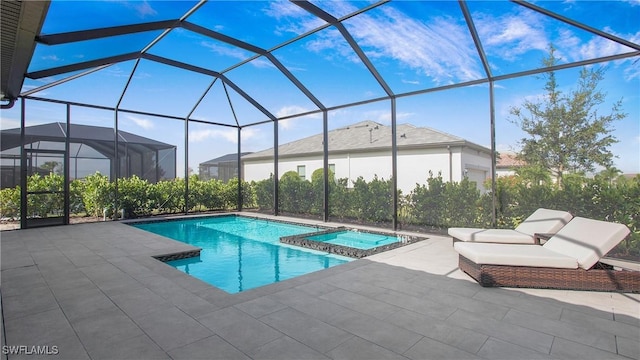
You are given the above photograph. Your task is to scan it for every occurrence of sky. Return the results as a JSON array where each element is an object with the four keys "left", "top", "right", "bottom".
[{"left": 1, "top": 0, "right": 639, "bottom": 178}]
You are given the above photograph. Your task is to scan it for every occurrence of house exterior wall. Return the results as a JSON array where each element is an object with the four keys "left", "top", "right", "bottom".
[
  {"left": 496, "top": 168, "right": 517, "bottom": 177},
  {"left": 397, "top": 148, "right": 452, "bottom": 193},
  {"left": 461, "top": 148, "right": 492, "bottom": 190},
  {"left": 243, "top": 146, "right": 492, "bottom": 193},
  {"left": 243, "top": 158, "right": 274, "bottom": 182}
]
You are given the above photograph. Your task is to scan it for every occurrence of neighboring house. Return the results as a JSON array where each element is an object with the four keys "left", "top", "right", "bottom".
[
  {"left": 199, "top": 152, "right": 252, "bottom": 182},
  {"left": 496, "top": 152, "right": 526, "bottom": 177},
  {"left": 241, "top": 120, "right": 493, "bottom": 193}
]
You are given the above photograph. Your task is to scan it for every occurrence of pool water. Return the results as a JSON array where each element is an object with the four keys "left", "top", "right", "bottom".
[
  {"left": 132, "top": 216, "right": 352, "bottom": 293},
  {"left": 306, "top": 230, "right": 399, "bottom": 250}
]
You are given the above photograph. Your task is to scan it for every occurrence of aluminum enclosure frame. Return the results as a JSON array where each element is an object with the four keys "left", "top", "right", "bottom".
[{"left": 8, "top": 0, "right": 640, "bottom": 229}]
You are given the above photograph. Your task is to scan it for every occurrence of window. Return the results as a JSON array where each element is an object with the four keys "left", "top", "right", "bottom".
[
  {"left": 328, "top": 163, "right": 336, "bottom": 175},
  {"left": 297, "top": 165, "right": 306, "bottom": 180}
]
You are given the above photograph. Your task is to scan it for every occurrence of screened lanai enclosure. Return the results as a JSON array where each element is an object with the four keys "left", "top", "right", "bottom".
[
  {"left": 1, "top": 1, "right": 638, "bottom": 260},
  {"left": 1, "top": 122, "right": 176, "bottom": 188}
]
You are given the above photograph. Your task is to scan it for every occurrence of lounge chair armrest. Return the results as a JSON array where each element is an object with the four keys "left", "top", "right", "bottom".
[{"left": 533, "top": 233, "right": 554, "bottom": 245}]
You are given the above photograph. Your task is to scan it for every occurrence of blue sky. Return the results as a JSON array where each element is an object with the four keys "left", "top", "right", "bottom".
[{"left": 1, "top": 0, "right": 639, "bottom": 177}]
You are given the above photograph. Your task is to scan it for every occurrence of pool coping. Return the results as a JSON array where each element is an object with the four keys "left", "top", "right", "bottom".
[
  {"left": 152, "top": 249, "right": 202, "bottom": 262},
  {"left": 128, "top": 213, "right": 427, "bottom": 261},
  {"left": 280, "top": 227, "right": 425, "bottom": 259},
  {"left": 123, "top": 213, "right": 330, "bottom": 231}
]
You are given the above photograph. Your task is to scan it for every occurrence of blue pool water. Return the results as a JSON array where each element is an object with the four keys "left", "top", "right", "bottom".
[
  {"left": 132, "top": 216, "right": 352, "bottom": 293},
  {"left": 306, "top": 230, "right": 399, "bottom": 250}
]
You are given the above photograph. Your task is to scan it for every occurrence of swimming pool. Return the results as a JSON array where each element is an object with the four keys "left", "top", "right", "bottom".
[
  {"left": 131, "top": 216, "right": 352, "bottom": 293},
  {"left": 281, "top": 228, "right": 423, "bottom": 259},
  {"left": 306, "top": 230, "right": 399, "bottom": 249}
]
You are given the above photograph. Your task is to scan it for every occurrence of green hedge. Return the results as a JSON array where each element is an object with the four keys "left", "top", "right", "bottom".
[
  {"left": 0, "top": 173, "right": 255, "bottom": 220},
  {"left": 251, "top": 171, "right": 639, "bottom": 259},
  {"left": 1, "top": 170, "right": 637, "bottom": 259}
]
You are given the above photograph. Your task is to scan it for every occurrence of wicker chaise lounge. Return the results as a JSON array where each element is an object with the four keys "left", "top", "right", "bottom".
[
  {"left": 454, "top": 217, "right": 639, "bottom": 293},
  {"left": 448, "top": 208, "right": 573, "bottom": 244}
]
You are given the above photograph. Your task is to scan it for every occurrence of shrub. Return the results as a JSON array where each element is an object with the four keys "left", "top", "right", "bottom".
[
  {"left": 407, "top": 172, "right": 447, "bottom": 228},
  {"left": 82, "top": 172, "right": 114, "bottom": 217},
  {"left": 253, "top": 175, "right": 274, "bottom": 210},
  {"left": 152, "top": 178, "right": 185, "bottom": 214},
  {"left": 69, "top": 179, "right": 86, "bottom": 215},
  {"left": 0, "top": 186, "right": 20, "bottom": 219},
  {"left": 26, "top": 174, "right": 64, "bottom": 218},
  {"left": 441, "top": 177, "right": 481, "bottom": 227},
  {"left": 118, "top": 175, "right": 153, "bottom": 218},
  {"left": 279, "top": 171, "right": 312, "bottom": 214},
  {"left": 199, "top": 178, "right": 225, "bottom": 210},
  {"left": 350, "top": 175, "right": 393, "bottom": 223},
  {"left": 1, "top": 169, "right": 637, "bottom": 261},
  {"left": 223, "top": 178, "right": 256, "bottom": 209}
]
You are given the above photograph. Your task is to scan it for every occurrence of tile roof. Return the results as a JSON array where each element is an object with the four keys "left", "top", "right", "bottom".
[
  {"left": 201, "top": 152, "right": 252, "bottom": 165},
  {"left": 243, "top": 120, "right": 490, "bottom": 160},
  {"left": 496, "top": 152, "right": 526, "bottom": 168}
]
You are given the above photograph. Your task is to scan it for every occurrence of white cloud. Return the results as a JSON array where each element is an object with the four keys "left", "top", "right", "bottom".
[
  {"left": 277, "top": 105, "right": 322, "bottom": 130},
  {"left": 263, "top": 0, "right": 309, "bottom": 21},
  {"left": 0, "top": 117, "right": 20, "bottom": 130},
  {"left": 189, "top": 127, "right": 259, "bottom": 143},
  {"left": 200, "top": 41, "right": 274, "bottom": 70},
  {"left": 106, "top": 64, "right": 133, "bottom": 78},
  {"left": 125, "top": 0, "right": 157, "bottom": 18},
  {"left": 360, "top": 109, "right": 415, "bottom": 125},
  {"left": 623, "top": 64, "right": 640, "bottom": 82},
  {"left": 126, "top": 115, "right": 154, "bottom": 130},
  {"left": 301, "top": 6, "right": 483, "bottom": 84},
  {"left": 264, "top": 1, "right": 326, "bottom": 36},
  {"left": 201, "top": 41, "right": 250, "bottom": 61},
  {"left": 42, "top": 55, "right": 61, "bottom": 62},
  {"left": 474, "top": 9, "right": 548, "bottom": 60},
  {"left": 250, "top": 57, "right": 275, "bottom": 69},
  {"left": 574, "top": 29, "right": 640, "bottom": 81},
  {"left": 581, "top": 29, "right": 640, "bottom": 58},
  {"left": 276, "top": 105, "right": 319, "bottom": 119},
  {"left": 474, "top": 8, "right": 640, "bottom": 82}
]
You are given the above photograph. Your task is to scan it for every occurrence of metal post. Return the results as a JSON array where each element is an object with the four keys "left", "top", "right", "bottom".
[
  {"left": 19, "top": 98, "right": 27, "bottom": 229},
  {"left": 154, "top": 150, "right": 159, "bottom": 182},
  {"left": 184, "top": 118, "right": 189, "bottom": 214},
  {"left": 114, "top": 59, "right": 140, "bottom": 220},
  {"left": 273, "top": 119, "right": 279, "bottom": 216},
  {"left": 322, "top": 111, "right": 329, "bottom": 222},
  {"left": 489, "top": 82, "right": 497, "bottom": 227},
  {"left": 391, "top": 98, "right": 398, "bottom": 230},
  {"left": 64, "top": 104, "right": 71, "bottom": 224},
  {"left": 237, "top": 127, "right": 242, "bottom": 211},
  {"left": 113, "top": 110, "right": 119, "bottom": 219}
]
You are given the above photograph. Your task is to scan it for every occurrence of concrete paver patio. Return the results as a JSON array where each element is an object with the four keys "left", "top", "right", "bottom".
[{"left": 1, "top": 213, "right": 638, "bottom": 360}]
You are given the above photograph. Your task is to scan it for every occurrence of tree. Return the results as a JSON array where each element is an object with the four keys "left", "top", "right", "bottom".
[
  {"left": 509, "top": 46, "right": 626, "bottom": 188},
  {"left": 40, "top": 161, "right": 62, "bottom": 175},
  {"left": 596, "top": 166, "right": 622, "bottom": 186}
]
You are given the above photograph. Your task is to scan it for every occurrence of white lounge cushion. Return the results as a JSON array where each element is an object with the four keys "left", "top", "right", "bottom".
[
  {"left": 514, "top": 208, "right": 574, "bottom": 236},
  {"left": 542, "top": 217, "right": 630, "bottom": 269},
  {"left": 448, "top": 228, "right": 533, "bottom": 244},
  {"left": 448, "top": 208, "right": 573, "bottom": 243},
  {"left": 454, "top": 242, "right": 578, "bottom": 269}
]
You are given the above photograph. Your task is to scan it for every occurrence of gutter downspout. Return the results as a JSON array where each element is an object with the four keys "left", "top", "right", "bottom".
[
  {"left": 447, "top": 145, "right": 452, "bottom": 183},
  {"left": 1, "top": 98, "right": 15, "bottom": 109}
]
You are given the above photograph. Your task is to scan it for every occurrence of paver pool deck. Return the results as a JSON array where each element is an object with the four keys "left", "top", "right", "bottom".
[{"left": 1, "top": 212, "right": 638, "bottom": 360}]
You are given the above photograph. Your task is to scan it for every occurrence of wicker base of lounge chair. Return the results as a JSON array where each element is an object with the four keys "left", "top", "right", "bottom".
[{"left": 459, "top": 255, "right": 640, "bottom": 293}]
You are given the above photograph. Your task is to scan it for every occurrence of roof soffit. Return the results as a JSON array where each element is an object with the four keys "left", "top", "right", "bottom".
[{"left": 1, "top": 0, "right": 49, "bottom": 101}]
